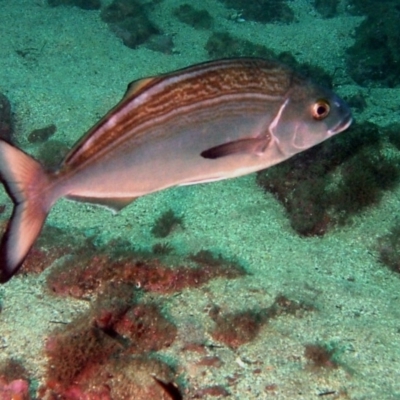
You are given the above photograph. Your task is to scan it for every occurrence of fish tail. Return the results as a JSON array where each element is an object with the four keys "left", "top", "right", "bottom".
[{"left": 0, "top": 140, "right": 53, "bottom": 282}]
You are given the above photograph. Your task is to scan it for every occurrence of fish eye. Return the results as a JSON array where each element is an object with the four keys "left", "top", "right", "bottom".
[{"left": 312, "top": 99, "right": 330, "bottom": 120}]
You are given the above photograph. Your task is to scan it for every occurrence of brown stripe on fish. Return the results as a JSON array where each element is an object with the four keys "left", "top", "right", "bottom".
[
  {"left": 64, "top": 59, "right": 291, "bottom": 168},
  {"left": 137, "top": 59, "right": 292, "bottom": 113},
  {"left": 67, "top": 92, "right": 280, "bottom": 171},
  {"left": 65, "top": 94, "right": 276, "bottom": 174},
  {"left": 124, "top": 58, "right": 292, "bottom": 103}
]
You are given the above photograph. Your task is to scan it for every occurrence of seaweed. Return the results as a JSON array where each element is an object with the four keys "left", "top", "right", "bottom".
[
  {"left": 256, "top": 121, "right": 400, "bottom": 236},
  {"left": 36, "top": 140, "right": 69, "bottom": 170},
  {"left": 205, "top": 31, "right": 276, "bottom": 60},
  {"left": 48, "top": 0, "right": 101, "bottom": 10},
  {"left": 376, "top": 221, "right": 400, "bottom": 274},
  {"left": 28, "top": 124, "right": 57, "bottom": 144},
  {"left": 151, "top": 209, "right": 184, "bottom": 238},
  {"left": 304, "top": 343, "right": 339, "bottom": 369},
  {"left": 0, "top": 93, "right": 13, "bottom": 143},
  {"left": 313, "top": 0, "right": 340, "bottom": 18},
  {"left": 101, "top": 0, "right": 160, "bottom": 49},
  {"left": 173, "top": 4, "right": 213, "bottom": 30},
  {"left": 346, "top": 2, "right": 400, "bottom": 87}
]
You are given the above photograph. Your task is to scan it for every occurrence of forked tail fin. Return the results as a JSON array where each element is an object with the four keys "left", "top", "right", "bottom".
[{"left": 0, "top": 140, "right": 52, "bottom": 283}]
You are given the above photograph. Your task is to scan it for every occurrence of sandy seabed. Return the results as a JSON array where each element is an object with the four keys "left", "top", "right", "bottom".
[{"left": 0, "top": 0, "right": 400, "bottom": 399}]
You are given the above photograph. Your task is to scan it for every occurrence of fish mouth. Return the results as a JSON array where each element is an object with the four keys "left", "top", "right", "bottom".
[{"left": 328, "top": 112, "right": 353, "bottom": 136}]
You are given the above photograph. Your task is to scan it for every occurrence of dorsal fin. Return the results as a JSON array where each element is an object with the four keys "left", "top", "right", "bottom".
[
  {"left": 62, "top": 76, "right": 159, "bottom": 167},
  {"left": 124, "top": 76, "right": 158, "bottom": 99}
]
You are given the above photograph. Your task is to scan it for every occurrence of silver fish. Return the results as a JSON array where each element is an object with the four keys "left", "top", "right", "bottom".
[{"left": 0, "top": 58, "right": 352, "bottom": 282}]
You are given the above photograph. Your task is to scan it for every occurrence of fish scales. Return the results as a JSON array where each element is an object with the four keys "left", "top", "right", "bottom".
[
  {"left": 67, "top": 59, "right": 291, "bottom": 167},
  {"left": 0, "top": 57, "right": 352, "bottom": 282}
]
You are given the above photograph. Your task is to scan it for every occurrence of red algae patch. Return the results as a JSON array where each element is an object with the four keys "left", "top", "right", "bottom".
[
  {"left": 125, "top": 255, "right": 245, "bottom": 293},
  {"left": 41, "top": 355, "right": 176, "bottom": 400},
  {"left": 113, "top": 303, "right": 177, "bottom": 353},
  {"left": 0, "top": 360, "right": 31, "bottom": 400},
  {"left": 209, "top": 295, "right": 315, "bottom": 349},
  {"left": 19, "top": 247, "right": 68, "bottom": 277},
  {"left": 45, "top": 314, "right": 120, "bottom": 388},
  {"left": 47, "top": 245, "right": 246, "bottom": 299},
  {"left": 47, "top": 253, "right": 114, "bottom": 298},
  {"left": 210, "top": 307, "right": 268, "bottom": 349},
  {"left": 304, "top": 343, "right": 340, "bottom": 370},
  {"left": 18, "top": 225, "right": 85, "bottom": 278},
  {"left": 0, "top": 378, "right": 30, "bottom": 400},
  {"left": 39, "top": 236, "right": 248, "bottom": 398},
  {"left": 41, "top": 283, "right": 178, "bottom": 398}
]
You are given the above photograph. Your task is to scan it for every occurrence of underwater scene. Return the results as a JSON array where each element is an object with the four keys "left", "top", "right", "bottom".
[{"left": 0, "top": 0, "right": 400, "bottom": 398}]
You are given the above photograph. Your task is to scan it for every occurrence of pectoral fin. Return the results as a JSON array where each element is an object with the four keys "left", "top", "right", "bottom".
[{"left": 200, "top": 137, "right": 270, "bottom": 159}]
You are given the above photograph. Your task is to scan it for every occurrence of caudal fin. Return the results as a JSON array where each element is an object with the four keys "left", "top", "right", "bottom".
[{"left": 0, "top": 140, "right": 52, "bottom": 283}]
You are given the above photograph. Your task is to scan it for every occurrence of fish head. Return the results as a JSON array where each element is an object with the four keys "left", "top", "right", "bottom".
[{"left": 269, "top": 79, "right": 352, "bottom": 158}]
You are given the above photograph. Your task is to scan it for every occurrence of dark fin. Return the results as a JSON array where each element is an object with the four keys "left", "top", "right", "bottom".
[
  {"left": 152, "top": 376, "right": 183, "bottom": 400},
  {"left": 124, "top": 76, "right": 158, "bottom": 99},
  {"left": 66, "top": 195, "right": 136, "bottom": 212},
  {"left": 201, "top": 137, "right": 270, "bottom": 159},
  {"left": 0, "top": 140, "right": 51, "bottom": 283}
]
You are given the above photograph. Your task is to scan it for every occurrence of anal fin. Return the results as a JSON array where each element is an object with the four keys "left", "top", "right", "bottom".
[{"left": 66, "top": 195, "right": 136, "bottom": 212}]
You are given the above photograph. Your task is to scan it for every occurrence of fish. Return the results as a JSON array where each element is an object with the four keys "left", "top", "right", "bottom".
[{"left": 0, "top": 58, "right": 352, "bottom": 282}]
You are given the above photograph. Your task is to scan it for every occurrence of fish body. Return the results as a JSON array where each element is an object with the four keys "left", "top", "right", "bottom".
[{"left": 0, "top": 58, "right": 352, "bottom": 282}]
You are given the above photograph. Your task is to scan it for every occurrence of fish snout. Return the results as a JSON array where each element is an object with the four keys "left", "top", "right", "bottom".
[{"left": 327, "top": 111, "right": 353, "bottom": 137}]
